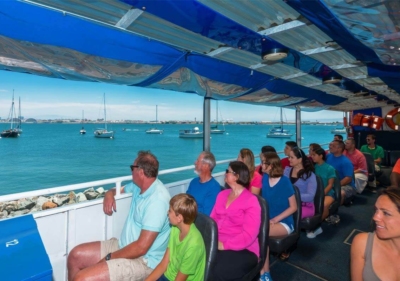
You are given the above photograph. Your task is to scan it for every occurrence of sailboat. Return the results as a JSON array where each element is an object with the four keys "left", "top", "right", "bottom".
[
  {"left": 15, "top": 97, "right": 23, "bottom": 134},
  {"left": 267, "top": 108, "right": 293, "bottom": 138},
  {"left": 79, "top": 110, "right": 86, "bottom": 135},
  {"left": 146, "top": 105, "right": 163, "bottom": 134},
  {"left": 1, "top": 91, "right": 19, "bottom": 138},
  {"left": 94, "top": 93, "right": 114, "bottom": 139},
  {"left": 211, "top": 101, "right": 225, "bottom": 134}
]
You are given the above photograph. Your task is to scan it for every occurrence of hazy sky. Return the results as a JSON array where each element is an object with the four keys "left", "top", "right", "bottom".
[{"left": 0, "top": 71, "right": 343, "bottom": 122}]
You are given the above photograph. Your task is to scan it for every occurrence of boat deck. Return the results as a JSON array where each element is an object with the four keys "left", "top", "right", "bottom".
[{"left": 270, "top": 188, "right": 378, "bottom": 281}]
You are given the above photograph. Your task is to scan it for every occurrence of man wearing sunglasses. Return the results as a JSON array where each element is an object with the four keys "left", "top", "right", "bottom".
[
  {"left": 186, "top": 151, "right": 220, "bottom": 216},
  {"left": 68, "top": 150, "right": 171, "bottom": 281},
  {"left": 360, "top": 134, "right": 384, "bottom": 188}
]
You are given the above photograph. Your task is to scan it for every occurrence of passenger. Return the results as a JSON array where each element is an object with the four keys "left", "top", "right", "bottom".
[
  {"left": 281, "top": 141, "right": 297, "bottom": 169},
  {"left": 284, "top": 147, "right": 317, "bottom": 219},
  {"left": 186, "top": 151, "right": 220, "bottom": 216},
  {"left": 310, "top": 148, "right": 337, "bottom": 238},
  {"left": 351, "top": 189, "right": 400, "bottom": 280},
  {"left": 260, "top": 152, "right": 297, "bottom": 281},
  {"left": 210, "top": 161, "right": 261, "bottom": 281},
  {"left": 67, "top": 151, "right": 171, "bottom": 281},
  {"left": 256, "top": 145, "right": 277, "bottom": 174},
  {"left": 145, "top": 194, "right": 205, "bottom": 281},
  {"left": 360, "top": 134, "right": 385, "bottom": 188},
  {"left": 308, "top": 143, "right": 321, "bottom": 156},
  {"left": 343, "top": 138, "right": 368, "bottom": 193},
  {"left": 326, "top": 140, "right": 356, "bottom": 205},
  {"left": 237, "top": 148, "right": 262, "bottom": 195},
  {"left": 333, "top": 134, "right": 343, "bottom": 141},
  {"left": 390, "top": 158, "right": 400, "bottom": 188}
]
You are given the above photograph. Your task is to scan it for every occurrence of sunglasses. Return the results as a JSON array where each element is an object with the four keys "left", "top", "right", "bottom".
[
  {"left": 130, "top": 165, "right": 140, "bottom": 171},
  {"left": 225, "top": 169, "right": 236, "bottom": 174}
]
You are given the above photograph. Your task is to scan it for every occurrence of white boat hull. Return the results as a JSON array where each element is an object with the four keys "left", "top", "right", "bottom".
[
  {"left": 146, "top": 129, "right": 163, "bottom": 134},
  {"left": 94, "top": 130, "right": 114, "bottom": 138},
  {"left": 267, "top": 133, "right": 293, "bottom": 138},
  {"left": 179, "top": 133, "right": 203, "bottom": 138},
  {"left": 210, "top": 129, "right": 225, "bottom": 134}
]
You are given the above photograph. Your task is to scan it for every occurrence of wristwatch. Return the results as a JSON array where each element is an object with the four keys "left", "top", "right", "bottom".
[{"left": 105, "top": 253, "right": 112, "bottom": 261}]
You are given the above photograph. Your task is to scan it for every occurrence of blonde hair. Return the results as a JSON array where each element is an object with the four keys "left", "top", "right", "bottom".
[{"left": 239, "top": 148, "right": 255, "bottom": 180}]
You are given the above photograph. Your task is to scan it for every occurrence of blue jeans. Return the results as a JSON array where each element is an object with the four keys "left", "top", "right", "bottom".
[{"left": 157, "top": 275, "right": 169, "bottom": 281}]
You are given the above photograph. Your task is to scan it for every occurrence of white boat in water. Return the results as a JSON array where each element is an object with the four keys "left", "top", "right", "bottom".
[
  {"left": 211, "top": 101, "right": 225, "bottom": 134},
  {"left": 1, "top": 91, "right": 19, "bottom": 138},
  {"left": 94, "top": 93, "right": 114, "bottom": 139},
  {"left": 179, "top": 127, "right": 203, "bottom": 138},
  {"left": 145, "top": 128, "right": 163, "bottom": 134},
  {"left": 146, "top": 105, "right": 163, "bottom": 134},
  {"left": 267, "top": 108, "right": 293, "bottom": 138},
  {"left": 331, "top": 127, "right": 346, "bottom": 134}
]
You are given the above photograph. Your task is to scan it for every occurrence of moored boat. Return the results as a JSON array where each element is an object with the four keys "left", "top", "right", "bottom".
[
  {"left": 94, "top": 94, "right": 114, "bottom": 139},
  {"left": 1, "top": 92, "right": 19, "bottom": 138},
  {"left": 179, "top": 127, "right": 203, "bottom": 138},
  {"left": 267, "top": 108, "right": 293, "bottom": 138},
  {"left": 331, "top": 128, "right": 346, "bottom": 134}
]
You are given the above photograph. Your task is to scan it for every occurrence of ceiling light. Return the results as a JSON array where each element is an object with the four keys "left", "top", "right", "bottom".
[
  {"left": 261, "top": 48, "right": 288, "bottom": 61},
  {"left": 322, "top": 75, "right": 342, "bottom": 84}
]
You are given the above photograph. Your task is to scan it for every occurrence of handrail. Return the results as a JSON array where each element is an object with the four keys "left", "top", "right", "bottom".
[{"left": 0, "top": 144, "right": 328, "bottom": 203}]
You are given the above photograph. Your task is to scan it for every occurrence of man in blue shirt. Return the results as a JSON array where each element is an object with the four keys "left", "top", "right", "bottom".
[
  {"left": 186, "top": 151, "right": 220, "bottom": 215},
  {"left": 67, "top": 151, "right": 171, "bottom": 281},
  {"left": 326, "top": 140, "right": 356, "bottom": 205}
]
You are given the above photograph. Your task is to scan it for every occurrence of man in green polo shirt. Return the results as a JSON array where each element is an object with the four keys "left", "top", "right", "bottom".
[{"left": 360, "top": 134, "right": 384, "bottom": 188}]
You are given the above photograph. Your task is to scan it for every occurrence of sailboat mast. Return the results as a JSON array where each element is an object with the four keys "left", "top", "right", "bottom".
[
  {"left": 280, "top": 107, "right": 283, "bottom": 128},
  {"left": 18, "top": 96, "right": 21, "bottom": 129},
  {"left": 10, "top": 91, "right": 15, "bottom": 129},
  {"left": 216, "top": 101, "right": 218, "bottom": 124},
  {"left": 103, "top": 93, "right": 107, "bottom": 130},
  {"left": 156, "top": 105, "right": 158, "bottom": 123}
]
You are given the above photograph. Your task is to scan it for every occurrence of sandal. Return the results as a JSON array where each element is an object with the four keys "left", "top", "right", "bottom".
[{"left": 279, "top": 251, "right": 290, "bottom": 261}]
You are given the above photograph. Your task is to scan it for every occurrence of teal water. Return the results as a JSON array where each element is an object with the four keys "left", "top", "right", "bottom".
[{"left": 0, "top": 123, "right": 336, "bottom": 196}]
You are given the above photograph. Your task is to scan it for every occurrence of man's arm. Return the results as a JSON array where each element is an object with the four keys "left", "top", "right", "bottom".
[
  {"left": 340, "top": 176, "right": 352, "bottom": 186},
  {"left": 103, "top": 186, "right": 125, "bottom": 216},
  {"left": 145, "top": 248, "right": 170, "bottom": 281},
  {"left": 101, "top": 230, "right": 158, "bottom": 261}
]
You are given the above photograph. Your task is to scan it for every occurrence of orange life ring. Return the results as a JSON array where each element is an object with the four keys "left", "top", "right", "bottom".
[{"left": 385, "top": 108, "right": 400, "bottom": 131}]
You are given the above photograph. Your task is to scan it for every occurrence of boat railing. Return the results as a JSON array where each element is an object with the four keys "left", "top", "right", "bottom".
[{"left": 0, "top": 144, "right": 328, "bottom": 203}]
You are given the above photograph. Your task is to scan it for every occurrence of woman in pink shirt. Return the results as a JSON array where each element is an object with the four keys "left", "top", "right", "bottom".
[
  {"left": 237, "top": 148, "right": 263, "bottom": 195},
  {"left": 210, "top": 161, "right": 261, "bottom": 280}
]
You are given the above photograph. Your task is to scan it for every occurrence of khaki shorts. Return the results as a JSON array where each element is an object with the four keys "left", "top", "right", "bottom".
[{"left": 101, "top": 238, "right": 153, "bottom": 281}]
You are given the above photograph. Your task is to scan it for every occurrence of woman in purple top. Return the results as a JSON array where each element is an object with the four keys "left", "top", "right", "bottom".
[
  {"left": 210, "top": 161, "right": 261, "bottom": 281},
  {"left": 284, "top": 147, "right": 317, "bottom": 219}
]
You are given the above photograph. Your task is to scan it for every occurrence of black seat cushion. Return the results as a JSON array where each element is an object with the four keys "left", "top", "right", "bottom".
[{"left": 194, "top": 213, "right": 218, "bottom": 281}]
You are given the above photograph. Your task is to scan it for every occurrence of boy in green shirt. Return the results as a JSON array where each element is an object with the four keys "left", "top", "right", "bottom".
[{"left": 146, "top": 194, "right": 206, "bottom": 281}]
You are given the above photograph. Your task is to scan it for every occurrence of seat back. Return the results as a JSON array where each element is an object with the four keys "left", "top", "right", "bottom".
[
  {"left": 242, "top": 195, "right": 269, "bottom": 281},
  {"left": 389, "top": 151, "right": 400, "bottom": 167},
  {"left": 362, "top": 152, "right": 375, "bottom": 181},
  {"left": 194, "top": 213, "right": 218, "bottom": 281},
  {"left": 292, "top": 185, "right": 302, "bottom": 235},
  {"left": 329, "top": 171, "right": 341, "bottom": 215},
  {"left": 314, "top": 175, "right": 325, "bottom": 216}
]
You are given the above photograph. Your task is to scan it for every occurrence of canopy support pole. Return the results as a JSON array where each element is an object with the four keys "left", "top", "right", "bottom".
[
  {"left": 203, "top": 91, "right": 212, "bottom": 152},
  {"left": 295, "top": 106, "right": 302, "bottom": 147}
]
